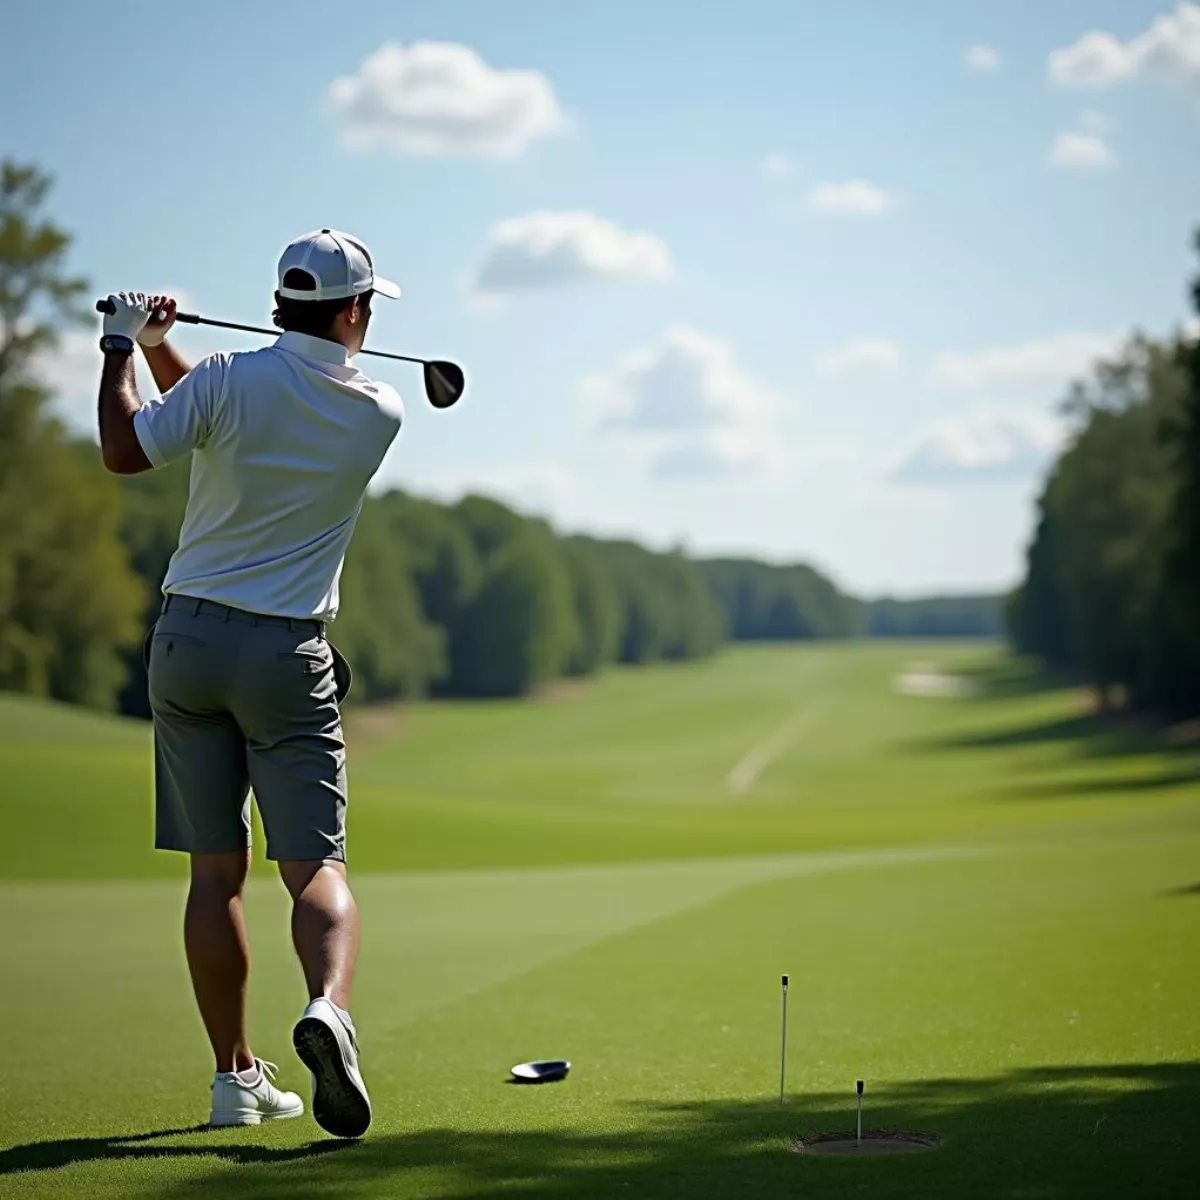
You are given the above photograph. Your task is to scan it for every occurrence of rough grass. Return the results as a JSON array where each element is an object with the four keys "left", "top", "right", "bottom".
[{"left": 1, "top": 641, "right": 1197, "bottom": 1198}]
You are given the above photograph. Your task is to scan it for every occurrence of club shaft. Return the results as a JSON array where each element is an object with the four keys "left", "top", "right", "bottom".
[{"left": 95, "top": 300, "right": 425, "bottom": 365}]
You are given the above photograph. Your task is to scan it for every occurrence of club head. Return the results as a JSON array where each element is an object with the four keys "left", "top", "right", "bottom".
[
  {"left": 424, "top": 360, "right": 465, "bottom": 409},
  {"left": 509, "top": 1059, "right": 571, "bottom": 1084}
]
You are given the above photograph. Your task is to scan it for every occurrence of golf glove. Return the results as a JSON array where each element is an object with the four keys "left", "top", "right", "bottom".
[
  {"left": 102, "top": 293, "right": 152, "bottom": 344},
  {"left": 136, "top": 294, "right": 178, "bottom": 346}
]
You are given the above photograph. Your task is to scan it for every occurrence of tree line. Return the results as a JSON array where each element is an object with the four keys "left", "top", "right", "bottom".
[
  {"left": 1, "top": 159, "right": 1002, "bottom": 719},
  {"left": 1007, "top": 233, "right": 1200, "bottom": 717}
]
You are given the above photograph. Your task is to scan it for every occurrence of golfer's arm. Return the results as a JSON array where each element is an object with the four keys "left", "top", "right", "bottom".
[
  {"left": 98, "top": 350, "right": 152, "bottom": 475},
  {"left": 141, "top": 339, "right": 191, "bottom": 393}
]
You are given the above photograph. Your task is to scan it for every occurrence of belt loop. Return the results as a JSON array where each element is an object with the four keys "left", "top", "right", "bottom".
[
  {"left": 192, "top": 597, "right": 202, "bottom": 617},
  {"left": 221, "top": 604, "right": 232, "bottom": 623}
]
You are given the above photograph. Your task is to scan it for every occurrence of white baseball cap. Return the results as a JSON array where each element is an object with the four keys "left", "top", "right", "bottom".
[{"left": 277, "top": 228, "right": 401, "bottom": 302}]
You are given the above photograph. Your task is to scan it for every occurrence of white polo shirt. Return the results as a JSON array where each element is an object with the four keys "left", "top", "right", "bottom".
[{"left": 133, "top": 331, "right": 404, "bottom": 621}]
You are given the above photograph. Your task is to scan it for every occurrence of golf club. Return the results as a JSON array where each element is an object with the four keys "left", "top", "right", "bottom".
[{"left": 95, "top": 298, "right": 466, "bottom": 409}]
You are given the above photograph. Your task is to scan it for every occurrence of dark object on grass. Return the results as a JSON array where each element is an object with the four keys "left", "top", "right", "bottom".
[
  {"left": 509, "top": 1060, "right": 571, "bottom": 1084},
  {"left": 789, "top": 1129, "right": 941, "bottom": 1156}
]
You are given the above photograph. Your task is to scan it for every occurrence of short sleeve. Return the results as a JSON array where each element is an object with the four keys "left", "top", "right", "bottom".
[{"left": 133, "top": 353, "right": 230, "bottom": 469}]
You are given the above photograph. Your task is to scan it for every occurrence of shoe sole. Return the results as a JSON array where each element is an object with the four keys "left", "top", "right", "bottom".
[
  {"left": 209, "top": 1106, "right": 303, "bottom": 1127},
  {"left": 293, "top": 1016, "right": 372, "bottom": 1139}
]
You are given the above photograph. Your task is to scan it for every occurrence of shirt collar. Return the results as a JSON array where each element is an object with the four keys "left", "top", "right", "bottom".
[{"left": 275, "top": 331, "right": 351, "bottom": 367}]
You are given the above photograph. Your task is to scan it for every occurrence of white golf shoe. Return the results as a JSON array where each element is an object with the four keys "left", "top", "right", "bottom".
[
  {"left": 293, "top": 997, "right": 372, "bottom": 1138},
  {"left": 209, "top": 1059, "right": 304, "bottom": 1127}
]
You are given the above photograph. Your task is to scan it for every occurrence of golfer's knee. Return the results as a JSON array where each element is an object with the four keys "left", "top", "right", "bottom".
[
  {"left": 277, "top": 857, "right": 349, "bottom": 903},
  {"left": 189, "top": 850, "right": 251, "bottom": 897}
]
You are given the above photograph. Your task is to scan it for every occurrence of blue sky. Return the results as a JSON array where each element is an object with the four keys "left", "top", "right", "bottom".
[{"left": 6, "top": 0, "right": 1199, "bottom": 596}]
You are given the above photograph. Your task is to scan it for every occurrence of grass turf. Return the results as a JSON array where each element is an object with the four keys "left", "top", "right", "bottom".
[{"left": 1, "top": 641, "right": 1197, "bottom": 1198}]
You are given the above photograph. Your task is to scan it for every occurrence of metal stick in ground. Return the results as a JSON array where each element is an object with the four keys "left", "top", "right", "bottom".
[
  {"left": 856, "top": 1079, "right": 864, "bottom": 1147},
  {"left": 779, "top": 974, "right": 789, "bottom": 1104}
]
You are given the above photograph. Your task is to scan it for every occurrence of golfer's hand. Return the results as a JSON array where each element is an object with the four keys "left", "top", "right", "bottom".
[
  {"left": 102, "top": 292, "right": 153, "bottom": 344},
  {"left": 138, "top": 294, "right": 178, "bottom": 347}
]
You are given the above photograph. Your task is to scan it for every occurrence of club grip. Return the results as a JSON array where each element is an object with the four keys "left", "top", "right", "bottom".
[{"left": 94, "top": 298, "right": 199, "bottom": 324}]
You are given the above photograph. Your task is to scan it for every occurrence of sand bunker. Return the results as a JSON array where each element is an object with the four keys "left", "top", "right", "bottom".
[{"left": 892, "top": 662, "right": 977, "bottom": 698}]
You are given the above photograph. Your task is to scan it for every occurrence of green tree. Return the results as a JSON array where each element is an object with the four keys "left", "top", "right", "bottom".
[
  {"left": 115, "top": 459, "right": 191, "bottom": 715},
  {"left": 331, "top": 500, "right": 445, "bottom": 702},
  {"left": 450, "top": 534, "right": 578, "bottom": 697},
  {"left": 698, "top": 558, "right": 859, "bottom": 641},
  {"left": 452, "top": 493, "right": 535, "bottom": 564},
  {"left": 376, "top": 491, "right": 482, "bottom": 695},
  {"left": 1011, "top": 331, "right": 1199, "bottom": 715},
  {"left": 1162, "top": 231, "right": 1200, "bottom": 668},
  {"left": 0, "top": 161, "right": 143, "bottom": 708},
  {"left": 561, "top": 536, "right": 621, "bottom": 676}
]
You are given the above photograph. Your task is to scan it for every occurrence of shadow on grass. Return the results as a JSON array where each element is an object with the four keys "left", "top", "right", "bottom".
[
  {"left": 987, "top": 766, "right": 1200, "bottom": 802},
  {"left": 3, "top": 1063, "right": 1187, "bottom": 1200},
  {"left": 909, "top": 658, "right": 1200, "bottom": 769},
  {"left": 0, "top": 1125, "right": 350, "bottom": 1176},
  {"left": 954, "top": 656, "right": 1077, "bottom": 702},
  {"left": 909, "top": 707, "right": 1198, "bottom": 769},
  {"left": 1165, "top": 881, "right": 1200, "bottom": 896}
]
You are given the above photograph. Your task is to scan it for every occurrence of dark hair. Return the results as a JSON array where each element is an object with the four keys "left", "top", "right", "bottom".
[{"left": 272, "top": 268, "right": 372, "bottom": 337}]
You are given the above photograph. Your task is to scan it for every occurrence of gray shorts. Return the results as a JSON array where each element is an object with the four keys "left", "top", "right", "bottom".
[{"left": 145, "top": 595, "right": 354, "bottom": 862}]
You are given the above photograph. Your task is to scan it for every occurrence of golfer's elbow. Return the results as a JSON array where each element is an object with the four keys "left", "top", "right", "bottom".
[{"left": 101, "top": 435, "right": 151, "bottom": 475}]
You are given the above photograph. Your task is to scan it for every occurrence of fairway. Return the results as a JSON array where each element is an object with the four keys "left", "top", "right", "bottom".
[{"left": 2, "top": 642, "right": 1198, "bottom": 1198}]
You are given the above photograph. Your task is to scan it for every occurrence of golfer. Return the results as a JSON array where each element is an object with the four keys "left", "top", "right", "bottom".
[{"left": 96, "top": 229, "right": 406, "bottom": 1138}]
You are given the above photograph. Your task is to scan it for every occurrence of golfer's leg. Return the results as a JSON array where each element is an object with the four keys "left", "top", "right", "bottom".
[
  {"left": 186, "top": 850, "right": 255, "bottom": 1073},
  {"left": 148, "top": 607, "right": 257, "bottom": 1077},
  {"left": 240, "top": 626, "right": 352, "bottom": 1004},
  {"left": 243, "top": 631, "right": 371, "bottom": 1136},
  {"left": 278, "top": 859, "right": 359, "bottom": 1009}
]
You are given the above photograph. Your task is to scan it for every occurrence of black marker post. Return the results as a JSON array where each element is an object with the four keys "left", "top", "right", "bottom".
[
  {"left": 779, "top": 975, "right": 789, "bottom": 1105},
  {"left": 856, "top": 1079, "right": 864, "bottom": 1147}
]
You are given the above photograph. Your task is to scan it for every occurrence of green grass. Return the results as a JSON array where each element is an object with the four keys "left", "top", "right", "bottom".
[{"left": 1, "top": 641, "right": 1197, "bottom": 1198}]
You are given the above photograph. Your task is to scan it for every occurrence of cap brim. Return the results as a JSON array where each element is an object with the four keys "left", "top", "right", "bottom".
[{"left": 372, "top": 275, "right": 402, "bottom": 299}]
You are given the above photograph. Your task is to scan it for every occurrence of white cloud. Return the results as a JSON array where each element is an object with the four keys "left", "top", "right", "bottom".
[
  {"left": 467, "top": 211, "right": 673, "bottom": 301},
  {"left": 931, "top": 330, "right": 1124, "bottom": 392},
  {"left": 894, "top": 408, "right": 1066, "bottom": 484},
  {"left": 817, "top": 339, "right": 901, "bottom": 376},
  {"left": 763, "top": 153, "right": 797, "bottom": 178},
  {"left": 1049, "top": 3, "right": 1200, "bottom": 92},
  {"left": 328, "top": 41, "right": 567, "bottom": 157},
  {"left": 965, "top": 45, "right": 1001, "bottom": 72},
  {"left": 808, "top": 181, "right": 892, "bottom": 215},
  {"left": 583, "top": 327, "right": 785, "bottom": 477},
  {"left": 1049, "top": 130, "right": 1116, "bottom": 169}
]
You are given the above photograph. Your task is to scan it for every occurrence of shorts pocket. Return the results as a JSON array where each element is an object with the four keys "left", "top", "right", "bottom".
[
  {"left": 330, "top": 642, "right": 352, "bottom": 703},
  {"left": 153, "top": 632, "right": 208, "bottom": 651},
  {"left": 273, "top": 639, "right": 351, "bottom": 703}
]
